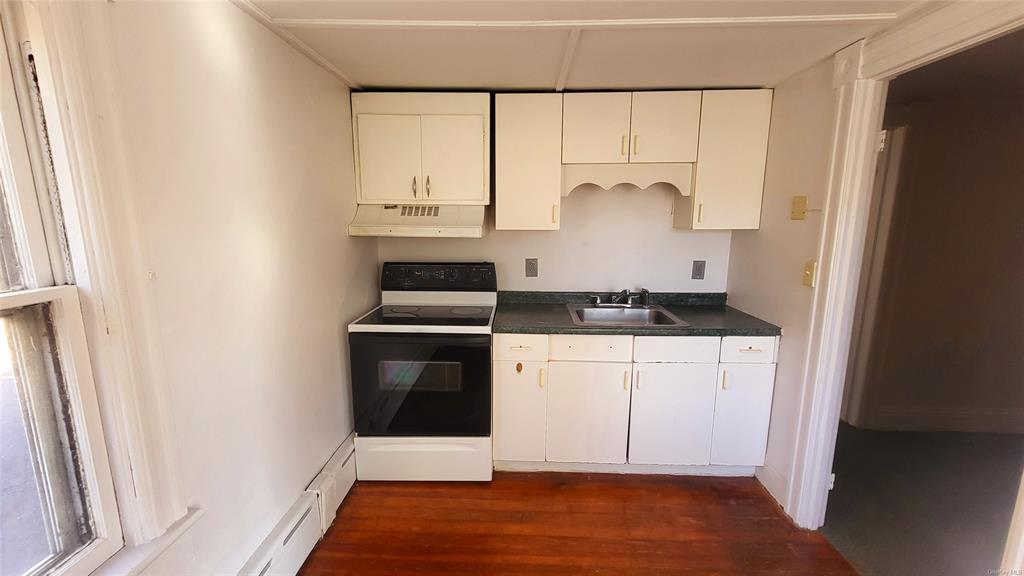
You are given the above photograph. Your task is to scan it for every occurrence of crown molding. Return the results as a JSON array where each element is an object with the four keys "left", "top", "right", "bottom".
[
  {"left": 274, "top": 13, "right": 899, "bottom": 31},
  {"left": 230, "top": 0, "right": 357, "bottom": 87},
  {"left": 554, "top": 28, "right": 581, "bottom": 91}
]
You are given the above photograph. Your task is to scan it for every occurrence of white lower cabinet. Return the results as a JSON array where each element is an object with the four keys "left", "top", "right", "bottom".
[
  {"left": 628, "top": 363, "right": 718, "bottom": 465},
  {"left": 546, "top": 361, "right": 632, "bottom": 464},
  {"left": 710, "top": 363, "right": 776, "bottom": 466},
  {"left": 493, "top": 360, "right": 548, "bottom": 461}
]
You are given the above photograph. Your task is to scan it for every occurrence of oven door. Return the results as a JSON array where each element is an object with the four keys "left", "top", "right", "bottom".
[{"left": 349, "top": 332, "right": 491, "bottom": 437}]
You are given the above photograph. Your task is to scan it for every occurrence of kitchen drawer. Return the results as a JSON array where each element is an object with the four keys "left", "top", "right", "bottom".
[
  {"left": 549, "top": 335, "right": 633, "bottom": 362},
  {"left": 720, "top": 336, "right": 777, "bottom": 364},
  {"left": 493, "top": 334, "right": 549, "bottom": 361},
  {"left": 634, "top": 336, "right": 721, "bottom": 363}
]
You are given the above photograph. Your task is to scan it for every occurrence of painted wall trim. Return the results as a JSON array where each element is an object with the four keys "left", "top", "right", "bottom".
[
  {"left": 787, "top": 0, "right": 1024, "bottom": 535},
  {"left": 230, "top": 0, "right": 357, "bottom": 87},
  {"left": 862, "top": 1, "right": 1024, "bottom": 79},
  {"left": 274, "top": 13, "right": 900, "bottom": 31},
  {"left": 495, "top": 461, "right": 755, "bottom": 477}
]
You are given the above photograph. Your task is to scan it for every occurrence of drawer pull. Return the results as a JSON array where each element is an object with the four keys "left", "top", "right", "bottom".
[
  {"left": 722, "top": 370, "right": 730, "bottom": 390},
  {"left": 510, "top": 345, "right": 533, "bottom": 351},
  {"left": 623, "top": 370, "right": 630, "bottom": 390},
  {"left": 739, "top": 347, "right": 764, "bottom": 353},
  {"left": 539, "top": 368, "right": 546, "bottom": 389}
]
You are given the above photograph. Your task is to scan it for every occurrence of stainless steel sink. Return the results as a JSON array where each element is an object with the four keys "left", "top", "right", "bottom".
[{"left": 567, "top": 304, "right": 689, "bottom": 327}]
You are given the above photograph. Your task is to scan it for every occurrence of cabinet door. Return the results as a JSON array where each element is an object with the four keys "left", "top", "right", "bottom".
[
  {"left": 495, "top": 94, "right": 562, "bottom": 230},
  {"left": 693, "top": 90, "right": 773, "bottom": 229},
  {"left": 493, "top": 360, "right": 548, "bottom": 462},
  {"left": 629, "top": 91, "right": 701, "bottom": 163},
  {"left": 628, "top": 363, "right": 717, "bottom": 465},
  {"left": 546, "top": 361, "right": 632, "bottom": 464},
  {"left": 562, "top": 92, "right": 632, "bottom": 164},
  {"left": 710, "top": 363, "right": 776, "bottom": 466},
  {"left": 421, "top": 114, "right": 486, "bottom": 203},
  {"left": 356, "top": 114, "right": 421, "bottom": 203}
]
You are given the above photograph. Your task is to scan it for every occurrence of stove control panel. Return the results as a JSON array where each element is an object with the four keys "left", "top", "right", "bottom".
[{"left": 381, "top": 262, "right": 497, "bottom": 292}]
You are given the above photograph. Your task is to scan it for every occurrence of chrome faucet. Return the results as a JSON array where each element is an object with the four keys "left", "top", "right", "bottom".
[{"left": 604, "top": 288, "right": 651, "bottom": 307}]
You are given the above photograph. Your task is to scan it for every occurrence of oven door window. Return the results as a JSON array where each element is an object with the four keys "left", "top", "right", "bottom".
[{"left": 350, "top": 333, "right": 490, "bottom": 437}]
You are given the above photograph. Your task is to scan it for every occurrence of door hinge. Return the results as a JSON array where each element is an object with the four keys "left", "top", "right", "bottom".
[
  {"left": 878, "top": 129, "right": 888, "bottom": 152},
  {"left": 828, "top": 472, "right": 836, "bottom": 491}
]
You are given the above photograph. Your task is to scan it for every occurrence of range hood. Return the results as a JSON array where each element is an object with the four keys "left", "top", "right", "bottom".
[
  {"left": 348, "top": 204, "right": 485, "bottom": 238},
  {"left": 562, "top": 163, "right": 693, "bottom": 196}
]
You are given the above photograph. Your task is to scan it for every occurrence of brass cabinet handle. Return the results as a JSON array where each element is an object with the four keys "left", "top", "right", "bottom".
[
  {"left": 552, "top": 204, "right": 559, "bottom": 224},
  {"left": 633, "top": 135, "right": 639, "bottom": 156},
  {"left": 621, "top": 135, "right": 627, "bottom": 156},
  {"left": 426, "top": 175, "right": 431, "bottom": 198},
  {"left": 412, "top": 176, "right": 417, "bottom": 198},
  {"left": 539, "top": 368, "right": 546, "bottom": 389}
]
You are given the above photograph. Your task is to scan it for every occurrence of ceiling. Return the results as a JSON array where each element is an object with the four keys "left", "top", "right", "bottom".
[
  {"left": 887, "top": 26, "right": 1024, "bottom": 104},
  {"left": 249, "top": 1, "right": 927, "bottom": 90}
]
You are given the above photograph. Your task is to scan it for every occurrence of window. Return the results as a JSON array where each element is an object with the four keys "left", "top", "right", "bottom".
[{"left": 0, "top": 13, "right": 122, "bottom": 576}]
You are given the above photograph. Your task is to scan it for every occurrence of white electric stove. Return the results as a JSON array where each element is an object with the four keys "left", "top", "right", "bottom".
[{"left": 347, "top": 262, "right": 496, "bottom": 481}]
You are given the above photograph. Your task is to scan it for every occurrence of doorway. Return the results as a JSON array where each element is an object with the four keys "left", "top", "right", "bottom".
[{"left": 824, "top": 27, "right": 1024, "bottom": 576}]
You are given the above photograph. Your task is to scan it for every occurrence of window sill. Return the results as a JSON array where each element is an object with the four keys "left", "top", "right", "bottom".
[{"left": 91, "top": 508, "right": 203, "bottom": 576}]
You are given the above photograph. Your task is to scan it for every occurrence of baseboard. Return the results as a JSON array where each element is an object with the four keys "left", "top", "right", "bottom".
[
  {"left": 494, "top": 460, "right": 755, "bottom": 477},
  {"left": 872, "top": 405, "right": 1024, "bottom": 434},
  {"left": 755, "top": 461, "right": 790, "bottom": 510}
]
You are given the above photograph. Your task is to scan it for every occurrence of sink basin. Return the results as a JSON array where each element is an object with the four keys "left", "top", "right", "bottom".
[{"left": 568, "top": 304, "right": 689, "bottom": 327}]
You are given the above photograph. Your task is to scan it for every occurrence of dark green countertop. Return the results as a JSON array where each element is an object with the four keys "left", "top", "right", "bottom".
[{"left": 492, "top": 293, "right": 781, "bottom": 337}]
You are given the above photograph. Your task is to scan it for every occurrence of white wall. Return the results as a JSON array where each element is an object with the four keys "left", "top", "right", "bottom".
[
  {"left": 93, "top": 2, "right": 377, "bottom": 573},
  {"left": 848, "top": 94, "right": 1024, "bottom": 433},
  {"left": 379, "top": 184, "right": 732, "bottom": 292},
  {"left": 726, "top": 60, "right": 837, "bottom": 504}
]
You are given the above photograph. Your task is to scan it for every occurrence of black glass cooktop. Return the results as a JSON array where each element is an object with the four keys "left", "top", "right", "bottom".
[{"left": 354, "top": 305, "right": 494, "bottom": 327}]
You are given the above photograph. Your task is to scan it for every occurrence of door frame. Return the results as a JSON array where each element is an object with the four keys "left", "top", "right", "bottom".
[{"left": 789, "top": 3, "right": 1024, "bottom": 570}]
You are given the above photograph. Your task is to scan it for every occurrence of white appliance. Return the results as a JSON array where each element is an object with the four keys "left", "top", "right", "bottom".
[{"left": 347, "top": 262, "right": 496, "bottom": 481}]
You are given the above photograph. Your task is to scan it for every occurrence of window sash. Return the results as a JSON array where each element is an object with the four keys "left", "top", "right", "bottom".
[{"left": 1, "top": 286, "right": 122, "bottom": 576}]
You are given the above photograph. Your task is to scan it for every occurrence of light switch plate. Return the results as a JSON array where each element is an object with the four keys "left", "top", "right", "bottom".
[
  {"left": 525, "top": 258, "right": 539, "bottom": 278},
  {"left": 803, "top": 260, "right": 818, "bottom": 287},
  {"left": 791, "top": 196, "right": 809, "bottom": 220}
]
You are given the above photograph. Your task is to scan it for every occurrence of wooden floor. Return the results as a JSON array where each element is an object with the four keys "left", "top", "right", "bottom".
[{"left": 299, "top": 472, "right": 857, "bottom": 576}]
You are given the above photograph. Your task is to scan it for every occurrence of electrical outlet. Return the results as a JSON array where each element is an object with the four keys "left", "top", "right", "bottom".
[
  {"left": 525, "top": 258, "right": 539, "bottom": 278},
  {"left": 691, "top": 260, "right": 706, "bottom": 280}
]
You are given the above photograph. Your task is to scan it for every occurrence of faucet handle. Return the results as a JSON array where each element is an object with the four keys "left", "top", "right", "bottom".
[{"left": 590, "top": 294, "right": 602, "bottom": 305}]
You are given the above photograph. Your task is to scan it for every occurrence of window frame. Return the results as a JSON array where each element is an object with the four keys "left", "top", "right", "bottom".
[{"left": 0, "top": 5, "right": 124, "bottom": 574}]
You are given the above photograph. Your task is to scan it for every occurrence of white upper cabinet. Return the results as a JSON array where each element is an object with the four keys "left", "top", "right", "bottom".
[
  {"left": 352, "top": 93, "right": 490, "bottom": 205},
  {"left": 355, "top": 114, "right": 422, "bottom": 203},
  {"left": 495, "top": 94, "right": 562, "bottom": 230},
  {"left": 561, "top": 92, "right": 633, "bottom": 164},
  {"left": 421, "top": 115, "right": 485, "bottom": 202},
  {"left": 628, "top": 91, "right": 701, "bottom": 163},
  {"left": 692, "top": 89, "right": 773, "bottom": 230},
  {"left": 561, "top": 91, "right": 701, "bottom": 165}
]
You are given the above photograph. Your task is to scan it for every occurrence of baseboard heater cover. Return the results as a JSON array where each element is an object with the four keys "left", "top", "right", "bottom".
[{"left": 238, "top": 436, "right": 357, "bottom": 575}]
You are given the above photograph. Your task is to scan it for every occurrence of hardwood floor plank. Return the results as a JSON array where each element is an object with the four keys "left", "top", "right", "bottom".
[{"left": 299, "top": 472, "right": 856, "bottom": 576}]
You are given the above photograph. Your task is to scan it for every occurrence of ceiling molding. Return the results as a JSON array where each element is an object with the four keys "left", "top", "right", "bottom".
[
  {"left": 555, "top": 29, "right": 581, "bottom": 91},
  {"left": 230, "top": 0, "right": 358, "bottom": 87},
  {"left": 273, "top": 13, "right": 901, "bottom": 31}
]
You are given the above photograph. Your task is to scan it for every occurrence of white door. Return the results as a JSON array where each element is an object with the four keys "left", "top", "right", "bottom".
[
  {"left": 710, "top": 363, "right": 777, "bottom": 466},
  {"left": 493, "top": 360, "right": 548, "bottom": 461},
  {"left": 561, "top": 92, "right": 633, "bottom": 164},
  {"left": 629, "top": 91, "right": 701, "bottom": 163},
  {"left": 628, "top": 363, "right": 718, "bottom": 465},
  {"left": 495, "top": 93, "right": 562, "bottom": 230},
  {"left": 356, "top": 114, "right": 421, "bottom": 203},
  {"left": 693, "top": 89, "right": 773, "bottom": 229},
  {"left": 546, "top": 361, "right": 632, "bottom": 464},
  {"left": 421, "top": 114, "right": 486, "bottom": 203}
]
